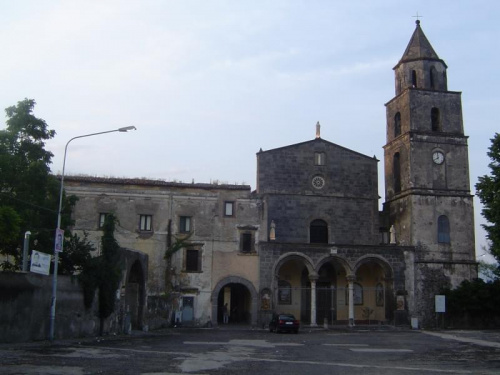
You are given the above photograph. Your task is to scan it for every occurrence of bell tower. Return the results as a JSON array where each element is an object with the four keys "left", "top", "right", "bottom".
[{"left": 383, "top": 21, "right": 476, "bottom": 321}]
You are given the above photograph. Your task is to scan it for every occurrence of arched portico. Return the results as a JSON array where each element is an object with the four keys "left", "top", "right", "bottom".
[
  {"left": 314, "top": 255, "right": 353, "bottom": 326},
  {"left": 272, "top": 253, "right": 315, "bottom": 324},
  {"left": 211, "top": 276, "right": 258, "bottom": 327},
  {"left": 351, "top": 255, "right": 395, "bottom": 324}
]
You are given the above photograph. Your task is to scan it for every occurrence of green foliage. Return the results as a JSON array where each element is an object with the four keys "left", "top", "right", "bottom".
[
  {"left": 0, "top": 99, "right": 64, "bottom": 269},
  {"left": 0, "top": 206, "right": 21, "bottom": 243},
  {"left": 78, "top": 256, "right": 101, "bottom": 309},
  {"left": 444, "top": 278, "right": 500, "bottom": 328},
  {"left": 478, "top": 260, "right": 500, "bottom": 281},
  {"left": 0, "top": 99, "right": 78, "bottom": 270},
  {"left": 98, "top": 213, "right": 121, "bottom": 321},
  {"left": 0, "top": 206, "right": 21, "bottom": 269},
  {"left": 164, "top": 219, "right": 191, "bottom": 292},
  {"left": 79, "top": 214, "right": 122, "bottom": 333},
  {"left": 59, "top": 232, "right": 96, "bottom": 275},
  {"left": 164, "top": 233, "right": 192, "bottom": 260},
  {"left": 476, "top": 133, "right": 500, "bottom": 268}
]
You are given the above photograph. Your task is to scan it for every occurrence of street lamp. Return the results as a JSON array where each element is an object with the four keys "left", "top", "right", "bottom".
[{"left": 49, "top": 126, "right": 136, "bottom": 341}]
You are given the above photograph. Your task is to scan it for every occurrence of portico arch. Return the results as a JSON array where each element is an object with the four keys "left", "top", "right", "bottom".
[
  {"left": 272, "top": 252, "right": 315, "bottom": 277},
  {"left": 353, "top": 255, "right": 395, "bottom": 323},
  {"left": 211, "top": 276, "right": 258, "bottom": 327},
  {"left": 314, "top": 255, "right": 353, "bottom": 325},
  {"left": 272, "top": 252, "right": 315, "bottom": 324},
  {"left": 353, "top": 254, "right": 394, "bottom": 277}
]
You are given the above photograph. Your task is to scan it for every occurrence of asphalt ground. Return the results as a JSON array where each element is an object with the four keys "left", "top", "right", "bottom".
[{"left": 1, "top": 327, "right": 499, "bottom": 375}]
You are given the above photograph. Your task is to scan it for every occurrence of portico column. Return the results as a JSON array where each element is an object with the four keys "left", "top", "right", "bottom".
[
  {"left": 309, "top": 273, "right": 319, "bottom": 327},
  {"left": 347, "top": 275, "right": 356, "bottom": 327}
]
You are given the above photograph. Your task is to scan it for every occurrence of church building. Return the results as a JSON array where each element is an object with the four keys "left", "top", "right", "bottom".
[{"left": 65, "top": 21, "right": 477, "bottom": 329}]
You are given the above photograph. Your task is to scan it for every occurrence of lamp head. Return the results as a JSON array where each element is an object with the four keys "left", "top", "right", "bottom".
[{"left": 118, "top": 126, "right": 137, "bottom": 132}]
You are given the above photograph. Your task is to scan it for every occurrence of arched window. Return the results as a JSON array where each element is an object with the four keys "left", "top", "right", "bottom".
[
  {"left": 394, "top": 112, "right": 401, "bottom": 137},
  {"left": 310, "top": 219, "right": 328, "bottom": 244},
  {"left": 438, "top": 215, "right": 450, "bottom": 243},
  {"left": 430, "top": 67, "right": 437, "bottom": 90},
  {"left": 431, "top": 108, "right": 441, "bottom": 131},
  {"left": 393, "top": 153, "right": 401, "bottom": 193},
  {"left": 411, "top": 70, "right": 417, "bottom": 88}
]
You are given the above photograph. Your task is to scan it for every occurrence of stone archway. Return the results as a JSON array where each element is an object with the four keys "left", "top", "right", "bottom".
[
  {"left": 353, "top": 255, "right": 395, "bottom": 324},
  {"left": 211, "top": 276, "right": 258, "bottom": 327},
  {"left": 273, "top": 253, "right": 315, "bottom": 324},
  {"left": 314, "top": 255, "right": 352, "bottom": 325},
  {"left": 126, "top": 260, "right": 145, "bottom": 329}
]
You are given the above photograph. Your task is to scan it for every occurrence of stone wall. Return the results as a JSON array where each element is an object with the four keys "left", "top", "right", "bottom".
[
  {"left": 0, "top": 248, "right": 149, "bottom": 343},
  {"left": 0, "top": 272, "right": 98, "bottom": 342},
  {"left": 414, "top": 260, "right": 478, "bottom": 328}
]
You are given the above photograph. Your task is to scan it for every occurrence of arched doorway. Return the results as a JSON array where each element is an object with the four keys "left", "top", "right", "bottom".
[
  {"left": 217, "top": 283, "right": 251, "bottom": 324},
  {"left": 126, "top": 260, "right": 145, "bottom": 329},
  {"left": 211, "top": 276, "right": 258, "bottom": 326}
]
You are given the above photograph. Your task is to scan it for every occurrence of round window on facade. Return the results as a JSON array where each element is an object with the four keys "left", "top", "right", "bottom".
[{"left": 312, "top": 176, "right": 325, "bottom": 189}]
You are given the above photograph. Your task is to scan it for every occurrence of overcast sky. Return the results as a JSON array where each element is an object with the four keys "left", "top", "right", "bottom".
[{"left": 1, "top": 1, "right": 498, "bottom": 263}]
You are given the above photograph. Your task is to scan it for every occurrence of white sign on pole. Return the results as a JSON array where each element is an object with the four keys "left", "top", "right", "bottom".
[
  {"left": 435, "top": 295, "right": 446, "bottom": 313},
  {"left": 30, "top": 250, "right": 51, "bottom": 276},
  {"left": 55, "top": 228, "right": 64, "bottom": 253}
]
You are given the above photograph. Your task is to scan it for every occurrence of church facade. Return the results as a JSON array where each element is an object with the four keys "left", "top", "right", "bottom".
[{"left": 65, "top": 22, "right": 477, "bottom": 329}]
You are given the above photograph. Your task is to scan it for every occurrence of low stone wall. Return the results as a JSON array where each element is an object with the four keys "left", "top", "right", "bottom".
[
  {"left": 1, "top": 248, "right": 153, "bottom": 343},
  {"left": 0, "top": 272, "right": 99, "bottom": 343}
]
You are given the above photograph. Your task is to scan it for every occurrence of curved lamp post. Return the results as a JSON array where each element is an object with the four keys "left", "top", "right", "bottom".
[{"left": 49, "top": 126, "right": 136, "bottom": 341}]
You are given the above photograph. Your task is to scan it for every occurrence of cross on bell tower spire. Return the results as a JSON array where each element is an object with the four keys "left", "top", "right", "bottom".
[{"left": 412, "top": 12, "right": 423, "bottom": 26}]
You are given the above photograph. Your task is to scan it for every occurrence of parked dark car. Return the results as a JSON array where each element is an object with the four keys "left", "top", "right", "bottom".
[{"left": 269, "top": 313, "right": 300, "bottom": 333}]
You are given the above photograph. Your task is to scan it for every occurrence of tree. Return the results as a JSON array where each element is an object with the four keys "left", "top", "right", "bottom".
[
  {"left": 98, "top": 213, "right": 122, "bottom": 328},
  {"left": 59, "top": 232, "right": 96, "bottom": 275},
  {"left": 0, "top": 98, "right": 57, "bottom": 267},
  {"left": 78, "top": 213, "right": 122, "bottom": 335},
  {"left": 0, "top": 99, "right": 92, "bottom": 273},
  {"left": 444, "top": 278, "right": 500, "bottom": 328},
  {"left": 476, "top": 133, "right": 500, "bottom": 269}
]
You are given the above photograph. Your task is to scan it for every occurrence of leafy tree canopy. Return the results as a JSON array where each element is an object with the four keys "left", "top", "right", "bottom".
[
  {"left": 59, "top": 232, "right": 96, "bottom": 275},
  {"left": 0, "top": 98, "right": 59, "bottom": 267},
  {"left": 476, "top": 132, "right": 500, "bottom": 269},
  {"left": 0, "top": 99, "right": 90, "bottom": 273}
]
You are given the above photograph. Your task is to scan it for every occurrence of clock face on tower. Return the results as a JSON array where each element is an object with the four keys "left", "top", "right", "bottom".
[{"left": 432, "top": 151, "right": 445, "bottom": 165}]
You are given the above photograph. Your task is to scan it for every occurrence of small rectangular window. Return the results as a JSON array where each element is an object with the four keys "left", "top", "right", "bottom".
[
  {"left": 180, "top": 216, "right": 191, "bottom": 233},
  {"left": 99, "top": 213, "right": 107, "bottom": 228},
  {"left": 185, "top": 249, "right": 200, "bottom": 272},
  {"left": 224, "top": 201, "right": 234, "bottom": 217},
  {"left": 314, "top": 152, "right": 326, "bottom": 166},
  {"left": 139, "top": 215, "right": 152, "bottom": 231},
  {"left": 241, "top": 233, "right": 253, "bottom": 253}
]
